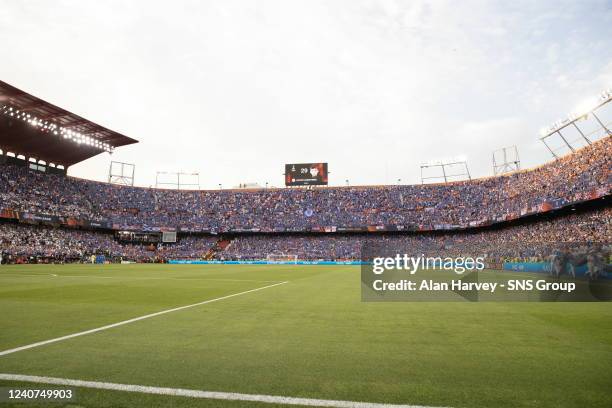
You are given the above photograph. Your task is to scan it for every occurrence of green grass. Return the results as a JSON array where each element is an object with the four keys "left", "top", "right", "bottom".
[{"left": 0, "top": 264, "right": 610, "bottom": 408}]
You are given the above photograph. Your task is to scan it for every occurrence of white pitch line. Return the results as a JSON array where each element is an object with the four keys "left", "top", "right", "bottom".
[
  {"left": 0, "top": 373, "right": 448, "bottom": 408},
  {"left": 0, "top": 281, "right": 288, "bottom": 357}
]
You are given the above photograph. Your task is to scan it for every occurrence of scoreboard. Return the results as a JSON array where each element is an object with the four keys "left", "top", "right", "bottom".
[{"left": 285, "top": 163, "right": 328, "bottom": 186}]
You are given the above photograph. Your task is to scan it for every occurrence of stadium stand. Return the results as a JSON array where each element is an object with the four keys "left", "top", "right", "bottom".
[
  {"left": 0, "top": 81, "right": 610, "bottom": 264},
  {"left": 0, "top": 222, "right": 219, "bottom": 263},
  {"left": 0, "top": 204, "right": 609, "bottom": 264},
  {"left": 220, "top": 207, "right": 611, "bottom": 261},
  {"left": 1, "top": 137, "right": 610, "bottom": 233}
]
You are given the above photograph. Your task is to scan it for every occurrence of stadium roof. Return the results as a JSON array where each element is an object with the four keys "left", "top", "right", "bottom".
[{"left": 0, "top": 80, "right": 137, "bottom": 167}]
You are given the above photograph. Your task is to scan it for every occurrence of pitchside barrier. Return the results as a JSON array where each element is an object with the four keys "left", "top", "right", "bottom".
[
  {"left": 503, "top": 262, "right": 611, "bottom": 279},
  {"left": 168, "top": 259, "right": 610, "bottom": 279},
  {"left": 168, "top": 260, "right": 365, "bottom": 265}
]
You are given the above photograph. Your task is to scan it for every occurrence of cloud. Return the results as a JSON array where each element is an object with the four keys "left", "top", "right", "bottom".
[{"left": 0, "top": 0, "right": 610, "bottom": 188}]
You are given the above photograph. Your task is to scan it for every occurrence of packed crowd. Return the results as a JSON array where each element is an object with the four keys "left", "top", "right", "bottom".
[
  {"left": 155, "top": 236, "right": 218, "bottom": 260},
  {"left": 0, "top": 138, "right": 609, "bottom": 231},
  {"left": 0, "top": 222, "right": 123, "bottom": 262},
  {"left": 1, "top": 207, "right": 609, "bottom": 263},
  {"left": 220, "top": 208, "right": 611, "bottom": 261},
  {"left": 0, "top": 223, "right": 217, "bottom": 263}
]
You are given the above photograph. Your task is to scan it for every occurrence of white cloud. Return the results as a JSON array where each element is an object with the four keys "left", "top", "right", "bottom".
[{"left": 0, "top": 0, "right": 610, "bottom": 188}]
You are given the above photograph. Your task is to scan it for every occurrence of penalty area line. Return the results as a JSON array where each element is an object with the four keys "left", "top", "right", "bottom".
[
  {"left": 0, "top": 281, "right": 288, "bottom": 357},
  {"left": 0, "top": 373, "right": 448, "bottom": 408}
]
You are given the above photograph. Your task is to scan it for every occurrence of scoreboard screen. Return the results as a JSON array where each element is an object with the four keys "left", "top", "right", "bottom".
[{"left": 285, "top": 163, "right": 328, "bottom": 186}]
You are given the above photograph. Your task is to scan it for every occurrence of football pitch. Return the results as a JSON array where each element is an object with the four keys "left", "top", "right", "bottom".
[{"left": 0, "top": 264, "right": 610, "bottom": 408}]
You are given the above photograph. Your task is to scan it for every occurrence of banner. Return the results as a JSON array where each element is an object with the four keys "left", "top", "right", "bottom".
[{"left": 0, "top": 208, "right": 18, "bottom": 219}]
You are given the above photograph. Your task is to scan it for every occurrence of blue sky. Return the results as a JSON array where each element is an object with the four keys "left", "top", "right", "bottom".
[{"left": 1, "top": 0, "right": 611, "bottom": 188}]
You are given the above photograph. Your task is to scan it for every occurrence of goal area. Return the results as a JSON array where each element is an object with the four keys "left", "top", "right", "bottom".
[{"left": 266, "top": 253, "right": 298, "bottom": 264}]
